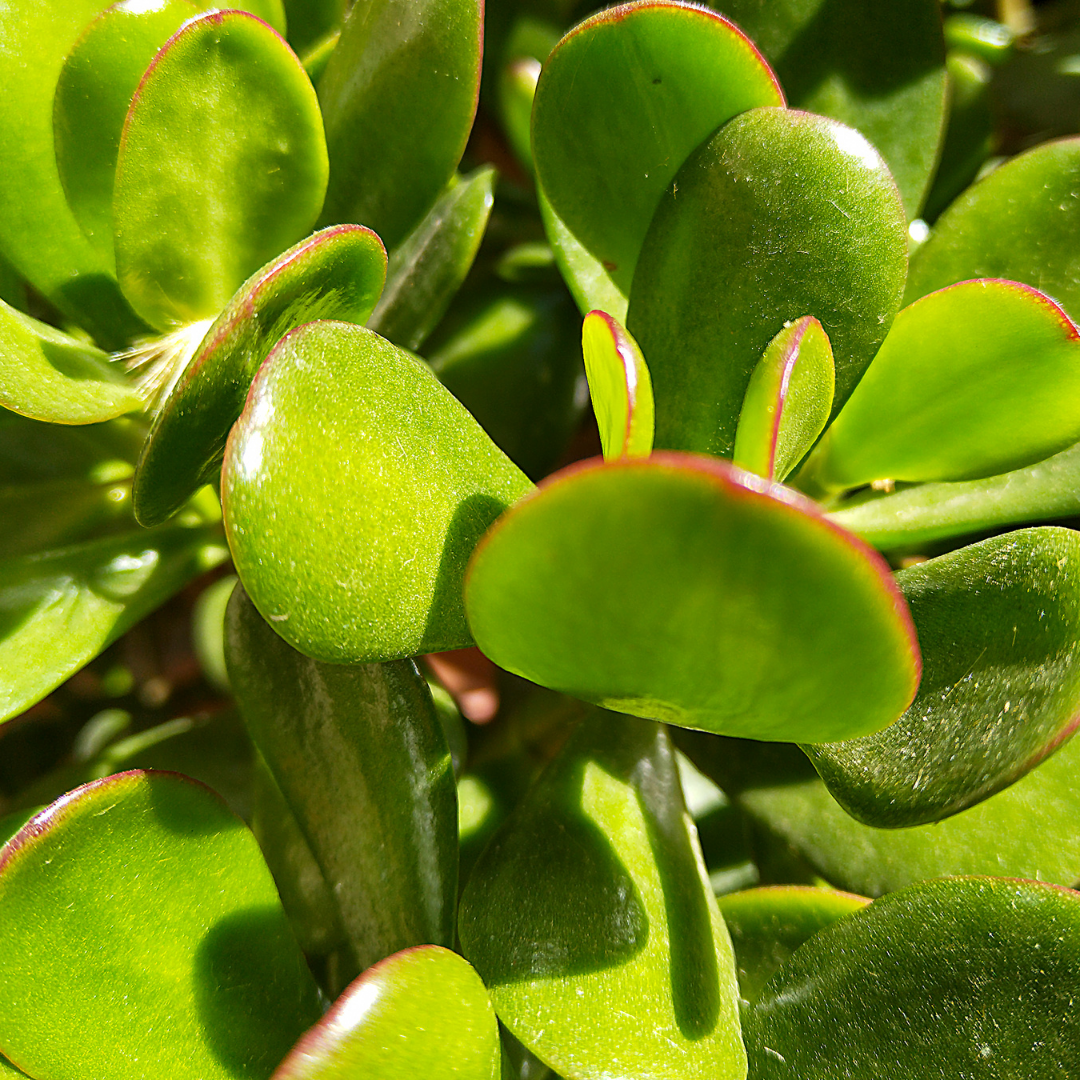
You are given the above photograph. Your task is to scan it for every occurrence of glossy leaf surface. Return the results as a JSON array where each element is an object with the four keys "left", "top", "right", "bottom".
[
  {"left": 678, "top": 731, "right": 1080, "bottom": 896},
  {"left": 317, "top": 0, "right": 482, "bottom": 249},
  {"left": 805, "top": 528, "right": 1080, "bottom": 827},
  {"left": 907, "top": 138, "right": 1080, "bottom": 319},
  {"left": 0, "top": 523, "right": 227, "bottom": 724},
  {"left": 0, "top": 771, "right": 322, "bottom": 1080},
  {"left": 733, "top": 316, "right": 834, "bottom": 482},
  {"left": 227, "top": 585, "right": 457, "bottom": 977},
  {"left": 744, "top": 878, "right": 1080, "bottom": 1076},
  {"left": 718, "top": 886, "right": 868, "bottom": 1003},
  {"left": 114, "top": 11, "right": 328, "bottom": 330},
  {"left": 582, "top": 311, "right": 654, "bottom": 460},
  {"left": 533, "top": 1, "right": 783, "bottom": 293},
  {"left": 466, "top": 454, "right": 919, "bottom": 742},
  {"left": 807, "top": 280, "right": 1080, "bottom": 490},
  {"left": 714, "top": 0, "right": 947, "bottom": 218},
  {"left": 223, "top": 321, "right": 533, "bottom": 663},
  {"left": 829, "top": 439, "right": 1080, "bottom": 549},
  {"left": 274, "top": 947, "right": 500, "bottom": 1080},
  {"left": 134, "top": 224, "right": 387, "bottom": 526},
  {"left": 54, "top": 0, "right": 198, "bottom": 270},
  {"left": 0, "top": 298, "right": 142, "bottom": 422},
  {"left": 368, "top": 167, "right": 496, "bottom": 352},
  {"left": 459, "top": 712, "right": 745, "bottom": 1080},
  {"left": 629, "top": 107, "right": 907, "bottom": 458}
]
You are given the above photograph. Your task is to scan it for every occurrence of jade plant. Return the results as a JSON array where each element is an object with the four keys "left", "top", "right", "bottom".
[{"left": 3, "top": 0, "right": 1080, "bottom": 1076}]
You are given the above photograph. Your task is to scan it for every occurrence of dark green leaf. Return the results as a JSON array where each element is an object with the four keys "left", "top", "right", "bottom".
[{"left": 582, "top": 311, "right": 653, "bottom": 461}]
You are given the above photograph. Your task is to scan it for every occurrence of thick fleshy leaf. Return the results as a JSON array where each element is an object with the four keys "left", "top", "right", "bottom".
[
  {"left": 829, "top": 439, "right": 1080, "bottom": 550},
  {"left": 717, "top": 886, "right": 868, "bottom": 1003},
  {"left": 0, "top": 523, "right": 227, "bottom": 724},
  {"left": 806, "top": 280, "right": 1080, "bottom": 491},
  {"left": 0, "top": 809, "right": 37, "bottom": 849},
  {"left": 134, "top": 224, "right": 387, "bottom": 526},
  {"left": 465, "top": 454, "right": 919, "bottom": 742},
  {"left": 907, "top": 138, "right": 1080, "bottom": 319},
  {"left": 713, "top": 0, "right": 947, "bottom": 219},
  {"left": 744, "top": 878, "right": 1080, "bottom": 1076},
  {"left": 0, "top": 0, "right": 145, "bottom": 347},
  {"left": 500, "top": 57, "right": 542, "bottom": 174},
  {"left": 628, "top": 107, "right": 908, "bottom": 458},
  {"left": 458, "top": 711, "right": 746, "bottom": 1080},
  {"left": 114, "top": 11, "right": 328, "bottom": 330},
  {"left": 223, "top": 321, "right": 533, "bottom": 663},
  {"left": 533, "top": 1, "right": 783, "bottom": 293},
  {"left": 227, "top": 585, "right": 457, "bottom": 978},
  {"left": 804, "top": 528, "right": 1080, "bottom": 827},
  {"left": 733, "top": 316, "right": 834, "bottom": 482},
  {"left": 274, "top": 947, "right": 500, "bottom": 1080},
  {"left": 0, "top": 1055, "right": 24, "bottom": 1078},
  {"left": 582, "top": 311, "right": 653, "bottom": 461},
  {"left": 0, "top": 771, "right": 321, "bottom": 1079},
  {"left": 425, "top": 283, "right": 585, "bottom": 481},
  {"left": 284, "top": 0, "right": 345, "bottom": 53},
  {"left": 54, "top": 0, "right": 199, "bottom": 271},
  {"left": 367, "top": 168, "right": 496, "bottom": 352},
  {"left": 316, "top": 0, "right": 482, "bottom": 249},
  {"left": 676, "top": 730, "right": 1080, "bottom": 896},
  {"left": 0, "top": 298, "right": 142, "bottom": 423}
]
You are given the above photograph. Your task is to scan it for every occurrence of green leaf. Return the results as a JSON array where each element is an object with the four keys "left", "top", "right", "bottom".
[
  {"left": 733, "top": 316, "right": 834, "bottom": 482},
  {"left": 499, "top": 57, "right": 542, "bottom": 174},
  {"left": 222, "top": 321, "right": 533, "bottom": 663},
  {"left": 0, "top": 523, "right": 228, "bottom": 724},
  {"left": 712, "top": 0, "right": 947, "bottom": 219},
  {"left": 0, "top": 809, "right": 38, "bottom": 850},
  {"left": 804, "top": 528, "right": 1080, "bottom": 827},
  {"left": 907, "top": 138, "right": 1080, "bottom": 320},
  {"left": 133, "top": 224, "right": 387, "bottom": 527},
  {"left": 367, "top": 168, "right": 496, "bottom": 353},
  {"left": 273, "top": 947, "right": 500, "bottom": 1080},
  {"left": 465, "top": 454, "right": 919, "bottom": 742},
  {"left": 582, "top": 311, "right": 654, "bottom": 461},
  {"left": 744, "top": 878, "right": 1080, "bottom": 1076},
  {"left": 458, "top": 711, "right": 746, "bottom": 1080},
  {"left": 0, "top": 1055, "right": 25, "bottom": 1078},
  {"left": 717, "top": 886, "right": 868, "bottom": 1003},
  {"left": 114, "top": 10, "right": 328, "bottom": 330},
  {"left": 805, "top": 280, "right": 1080, "bottom": 492},
  {"left": 677, "top": 731, "right": 1080, "bottom": 896},
  {"left": 54, "top": 0, "right": 199, "bottom": 272},
  {"left": 316, "top": 0, "right": 482, "bottom": 249},
  {"left": 533, "top": 1, "right": 784, "bottom": 294},
  {"left": 0, "top": 771, "right": 322, "bottom": 1080},
  {"left": 828, "top": 439, "right": 1080, "bottom": 550},
  {"left": 0, "top": 411, "right": 142, "bottom": 483},
  {"left": 226, "top": 585, "right": 457, "bottom": 979},
  {"left": 0, "top": 0, "right": 146, "bottom": 348},
  {"left": 628, "top": 107, "right": 907, "bottom": 458},
  {"left": 283, "top": 0, "right": 344, "bottom": 53},
  {"left": 0, "top": 297, "right": 142, "bottom": 423}
]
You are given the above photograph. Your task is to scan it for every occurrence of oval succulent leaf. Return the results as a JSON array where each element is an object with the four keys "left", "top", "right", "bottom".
[
  {"left": 717, "top": 885, "right": 869, "bottom": 1003},
  {"left": 628, "top": 107, "right": 908, "bottom": 458},
  {"left": 316, "top": 0, "right": 482, "bottom": 249},
  {"left": 0, "top": 771, "right": 322, "bottom": 1080},
  {"left": 226, "top": 585, "right": 458, "bottom": 979},
  {"left": 907, "top": 137, "right": 1080, "bottom": 319},
  {"left": 222, "top": 320, "right": 533, "bottom": 663},
  {"left": 582, "top": 310, "right": 654, "bottom": 461},
  {"left": 458, "top": 711, "right": 746, "bottom": 1080},
  {"left": 133, "top": 224, "right": 387, "bottom": 527},
  {"left": 713, "top": 0, "right": 948, "bottom": 219},
  {"left": 114, "top": 10, "right": 329, "bottom": 330},
  {"left": 273, "top": 947, "right": 500, "bottom": 1080},
  {"left": 744, "top": 878, "right": 1080, "bottom": 1076},
  {"left": 806, "top": 279, "right": 1080, "bottom": 491},
  {"left": 804, "top": 528, "right": 1080, "bottom": 828},
  {"left": 465, "top": 454, "right": 920, "bottom": 743},
  {"left": 733, "top": 316, "right": 835, "bottom": 482},
  {"left": 53, "top": 0, "right": 199, "bottom": 271},
  {"left": 533, "top": 0, "right": 784, "bottom": 293},
  {"left": 0, "top": 297, "right": 142, "bottom": 423}
]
